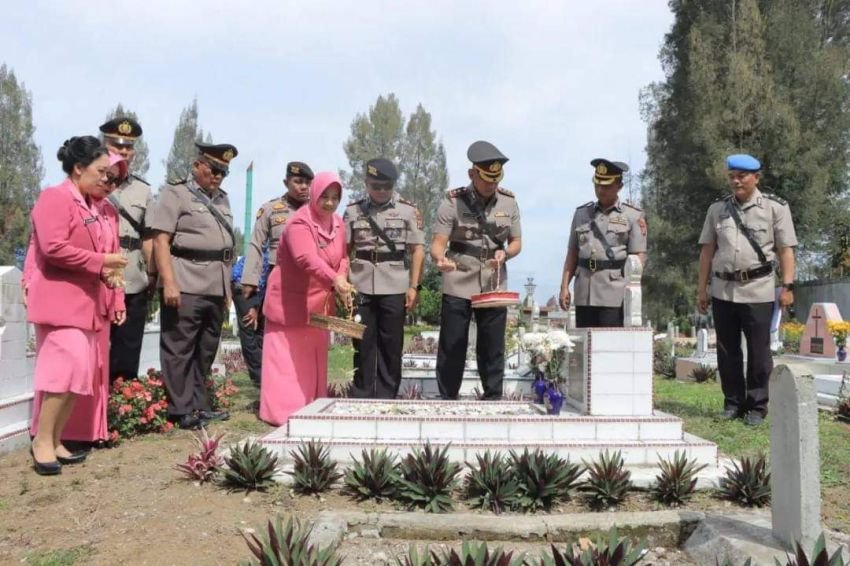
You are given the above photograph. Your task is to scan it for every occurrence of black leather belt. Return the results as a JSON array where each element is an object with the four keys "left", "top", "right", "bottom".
[
  {"left": 171, "top": 246, "right": 234, "bottom": 263},
  {"left": 578, "top": 257, "right": 626, "bottom": 273},
  {"left": 449, "top": 241, "right": 499, "bottom": 260},
  {"left": 119, "top": 236, "right": 142, "bottom": 251},
  {"left": 355, "top": 250, "right": 406, "bottom": 263},
  {"left": 714, "top": 263, "right": 774, "bottom": 282}
]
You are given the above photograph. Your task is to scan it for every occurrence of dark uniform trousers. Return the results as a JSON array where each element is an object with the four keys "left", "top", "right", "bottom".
[
  {"left": 575, "top": 305, "right": 624, "bottom": 328},
  {"left": 351, "top": 293, "right": 406, "bottom": 399},
  {"left": 437, "top": 294, "right": 506, "bottom": 400},
  {"left": 109, "top": 292, "right": 149, "bottom": 381},
  {"left": 711, "top": 298, "right": 774, "bottom": 416},
  {"left": 231, "top": 285, "right": 264, "bottom": 386},
  {"left": 160, "top": 292, "right": 224, "bottom": 417}
]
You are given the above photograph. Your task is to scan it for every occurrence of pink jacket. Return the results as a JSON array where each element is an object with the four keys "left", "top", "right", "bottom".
[
  {"left": 263, "top": 215, "right": 348, "bottom": 327},
  {"left": 96, "top": 200, "right": 126, "bottom": 316},
  {"left": 26, "top": 179, "right": 106, "bottom": 330}
]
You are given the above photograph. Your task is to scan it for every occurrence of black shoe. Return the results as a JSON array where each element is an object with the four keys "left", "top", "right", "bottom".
[
  {"left": 30, "top": 448, "right": 62, "bottom": 476},
  {"left": 56, "top": 451, "right": 89, "bottom": 465},
  {"left": 176, "top": 414, "right": 203, "bottom": 430},
  {"left": 718, "top": 408, "right": 742, "bottom": 421},
  {"left": 744, "top": 412, "right": 765, "bottom": 426},
  {"left": 198, "top": 410, "right": 230, "bottom": 423}
]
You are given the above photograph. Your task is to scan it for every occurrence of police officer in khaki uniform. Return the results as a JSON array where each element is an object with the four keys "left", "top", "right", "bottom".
[
  {"left": 697, "top": 154, "right": 797, "bottom": 426},
  {"left": 344, "top": 158, "right": 425, "bottom": 398},
  {"left": 559, "top": 159, "right": 647, "bottom": 327},
  {"left": 241, "top": 161, "right": 313, "bottom": 296},
  {"left": 432, "top": 141, "right": 522, "bottom": 400},
  {"left": 99, "top": 117, "right": 155, "bottom": 382},
  {"left": 149, "top": 142, "right": 238, "bottom": 429}
]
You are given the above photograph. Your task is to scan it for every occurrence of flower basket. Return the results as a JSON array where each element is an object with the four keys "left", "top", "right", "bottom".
[{"left": 308, "top": 290, "right": 366, "bottom": 339}]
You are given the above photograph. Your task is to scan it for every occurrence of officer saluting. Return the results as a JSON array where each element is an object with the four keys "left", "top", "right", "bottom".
[
  {"left": 241, "top": 162, "right": 313, "bottom": 297},
  {"left": 697, "top": 154, "right": 797, "bottom": 425},
  {"left": 559, "top": 159, "right": 647, "bottom": 327},
  {"left": 149, "top": 142, "right": 238, "bottom": 429},
  {"left": 432, "top": 141, "right": 522, "bottom": 400},
  {"left": 344, "top": 158, "right": 425, "bottom": 398},
  {"left": 98, "top": 117, "right": 154, "bottom": 382}
]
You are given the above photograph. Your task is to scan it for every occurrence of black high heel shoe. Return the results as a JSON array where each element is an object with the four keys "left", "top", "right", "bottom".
[
  {"left": 30, "top": 447, "right": 62, "bottom": 476},
  {"left": 56, "top": 451, "right": 88, "bottom": 465}
]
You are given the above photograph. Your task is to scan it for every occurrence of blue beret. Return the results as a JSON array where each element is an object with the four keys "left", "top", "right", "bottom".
[{"left": 726, "top": 154, "right": 761, "bottom": 172}]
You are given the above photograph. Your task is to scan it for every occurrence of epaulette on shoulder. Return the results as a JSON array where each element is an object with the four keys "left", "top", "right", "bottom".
[
  {"left": 763, "top": 192, "right": 788, "bottom": 206},
  {"left": 219, "top": 188, "right": 228, "bottom": 195},
  {"left": 448, "top": 187, "right": 468, "bottom": 198},
  {"left": 497, "top": 187, "right": 515, "bottom": 198},
  {"left": 623, "top": 201, "right": 642, "bottom": 212},
  {"left": 578, "top": 201, "right": 594, "bottom": 209},
  {"left": 131, "top": 174, "right": 150, "bottom": 185},
  {"left": 714, "top": 194, "right": 733, "bottom": 203},
  {"left": 398, "top": 196, "right": 419, "bottom": 209},
  {"left": 346, "top": 198, "right": 365, "bottom": 208},
  {"left": 168, "top": 178, "right": 187, "bottom": 186}
]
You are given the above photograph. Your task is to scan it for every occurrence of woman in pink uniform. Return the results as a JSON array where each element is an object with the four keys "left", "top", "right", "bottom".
[
  {"left": 26, "top": 137, "right": 128, "bottom": 475},
  {"left": 260, "top": 171, "right": 353, "bottom": 426}
]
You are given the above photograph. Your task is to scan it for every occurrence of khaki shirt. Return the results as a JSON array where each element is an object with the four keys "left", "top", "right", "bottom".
[
  {"left": 110, "top": 175, "right": 153, "bottom": 294},
  {"left": 241, "top": 195, "right": 302, "bottom": 287},
  {"left": 698, "top": 188, "right": 797, "bottom": 303},
  {"left": 344, "top": 193, "right": 425, "bottom": 295},
  {"left": 569, "top": 200, "right": 647, "bottom": 307},
  {"left": 433, "top": 185, "right": 521, "bottom": 300},
  {"left": 148, "top": 178, "right": 235, "bottom": 298}
]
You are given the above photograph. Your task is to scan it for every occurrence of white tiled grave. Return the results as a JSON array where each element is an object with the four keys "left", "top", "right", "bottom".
[
  {"left": 260, "top": 398, "right": 718, "bottom": 469},
  {"left": 401, "top": 353, "right": 533, "bottom": 398}
]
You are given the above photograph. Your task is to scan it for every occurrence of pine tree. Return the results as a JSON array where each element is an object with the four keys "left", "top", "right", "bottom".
[
  {"left": 0, "top": 64, "right": 43, "bottom": 265},
  {"left": 104, "top": 103, "right": 151, "bottom": 178},
  {"left": 164, "top": 99, "right": 212, "bottom": 183}
]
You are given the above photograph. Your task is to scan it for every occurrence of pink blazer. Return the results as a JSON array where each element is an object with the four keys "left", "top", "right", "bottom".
[
  {"left": 263, "top": 214, "right": 348, "bottom": 327},
  {"left": 26, "top": 179, "right": 106, "bottom": 330},
  {"left": 97, "top": 200, "right": 126, "bottom": 316}
]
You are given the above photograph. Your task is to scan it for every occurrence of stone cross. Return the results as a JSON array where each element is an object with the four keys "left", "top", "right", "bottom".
[
  {"left": 623, "top": 255, "right": 643, "bottom": 327},
  {"left": 696, "top": 328, "right": 708, "bottom": 358},
  {"left": 769, "top": 366, "right": 821, "bottom": 550},
  {"left": 800, "top": 303, "right": 842, "bottom": 358}
]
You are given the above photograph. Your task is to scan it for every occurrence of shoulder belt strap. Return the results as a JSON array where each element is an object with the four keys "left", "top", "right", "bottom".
[
  {"left": 185, "top": 184, "right": 235, "bottom": 246},
  {"left": 107, "top": 194, "right": 145, "bottom": 236},
  {"left": 359, "top": 200, "right": 397, "bottom": 254},
  {"left": 588, "top": 217, "right": 616, "bottom": 260},
  {"left": 724, "top": 200, "right": 769, "bottom": 266},
  {"left": 460, "top": 190, "right": 505, "bottom": 250}
]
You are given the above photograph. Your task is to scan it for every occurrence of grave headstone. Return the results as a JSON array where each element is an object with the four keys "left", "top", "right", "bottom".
[
  {"left": 769, "top": 366, "right": 821, "bottom": 550},
  {"left": 623, "top": 255, "right": 643, "bottom": 327},
  {"left": 696, "top": 328, "right": 709, "bottom": 358},
  {"left": 0, "top": 266, "right": 34, "bottom": 452},
  {"left": 799, "top": 303, "right": 842, "bottom": 358}
]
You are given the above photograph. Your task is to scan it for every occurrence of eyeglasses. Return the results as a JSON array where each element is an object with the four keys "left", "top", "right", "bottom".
[
  {"left": 105, "top": 175, "right": 122, "bottom": 186},
  {"left": 367, "top": 181, "right": 394, "bottom": 192},
  {"left": 207, "top": 163, "right": 229, "bottom": 178}
]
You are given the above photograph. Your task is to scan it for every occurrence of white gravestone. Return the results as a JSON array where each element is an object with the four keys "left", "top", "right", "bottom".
[
  {"left": 696, "top": 328, "right": 709, "bottom": 358},
  {"left": 0, "top": 266, "right": 34, "bottom": 452},
  {"left": 623, "top": 255, "right": 643, "bottom": 327},
  {"left": 769, "top": 366, "right": 821, "bottom": 550}
]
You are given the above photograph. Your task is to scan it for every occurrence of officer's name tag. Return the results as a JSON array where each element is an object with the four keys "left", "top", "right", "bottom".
[
  {"left": 494, "top": 211, "right": 508, "bottom": 217},
  {"left": 84, "top": 216, "right": 98, "bottom": 225},
  {"left": 353, "top": 220, "right": 370, "bottom": 229}
]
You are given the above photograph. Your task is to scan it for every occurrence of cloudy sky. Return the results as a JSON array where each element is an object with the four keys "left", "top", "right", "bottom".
[{"left": 4, "top": 0, "right": 673, "bottom": 302}]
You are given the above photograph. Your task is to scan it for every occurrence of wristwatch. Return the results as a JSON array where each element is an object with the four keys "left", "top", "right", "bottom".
[
  {"left": 410, "top": 284, "right": 423, "bottom": 291},
  {"left": 782, "top": 283, "right": 795, "bottom": 291}
]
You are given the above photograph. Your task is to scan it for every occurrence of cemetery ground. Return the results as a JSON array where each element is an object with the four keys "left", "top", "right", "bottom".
[{"left": 0, "top": 348, "right": 849, "bottom": 564}]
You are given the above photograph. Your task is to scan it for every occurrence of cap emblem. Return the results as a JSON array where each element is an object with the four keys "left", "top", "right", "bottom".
[{"left": 118, "top": 120, "right": 132, "bottom": 135}]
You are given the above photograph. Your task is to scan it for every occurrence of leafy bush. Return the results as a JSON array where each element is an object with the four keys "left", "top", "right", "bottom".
[
  {"left": 779, "top": 532, "right": 846, "bottom": 566},
  {"left": 327, "top": 381, "right": 352, "bottom": 398},
  {"left": 651, "top": 450, "right": 707, "bottom": 506},
  {"left": 287, "top": 440, "right": 342, "bottom": 495},
  {"left": 689, "top": 364, "right": 717, "bottom": 383},
  {"left": 107, "top": 370, "right": 173, "bottom": 443},
  {"left": 583, "top": 450, "right": 632, "bottom": 511},
  {"left": 344, "top": 447, "right": 400, "bottom": 502},
  {"left": 509, "top": 448, "right": 583, "bottom": 512},
  {"left": 439, "top": 541, "right": 526, "bottom": 566},
  {"left": 464, "top": 450, "right": 520, "bottom": 514},
  {"left": 175, "top": 428, "right": 225, "bottom": 483},
  {"left": 223, "top": 440, "right": 280, "bottom": 492},
  {"left": 398, "top": 442, "right": 461, "bottom": 513},
  {"left": 542, "top": 526, "right": 647, "bottom": 566},
  {"left": 653, "top": 346, "right": 676, "bottom": 379},
  {"left": 719, "top": 454, "right": 771, "bottom": 507},
  {"left": 205, "top": 370, "right": 240, "bottom": 411},
  {"left": 241, "top": 515, "right": 341, "bottom": 566}
]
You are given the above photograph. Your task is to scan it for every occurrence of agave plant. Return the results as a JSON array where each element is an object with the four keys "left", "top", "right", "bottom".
[
  {"left": 175, "top": 427, "right": 225, "bottom": 483},
  {"left": 398, "top": 442, "right": 461, "bottom": 513},
  {"left": 778, "top": 532, "right": 845, "bottom": 566},
  {"left": 393, "top": 544, "right": 439, "bottom": 566},
  {"left": 440, "top": 540, "right": 527, "bottom": 566},
  {"left": 344, "top": 447, "right": 401, "bottom": 502},
  {"left": 716, "top": 559, "right": 752, "bottom": 566},
  {"left": 223, "top": 440, "right": 281, "bottom": 491},
  {"left": 689, "top": 364, "right": 717, "bottom": 383},
  {"left": 651, "top": 450, "right": 708, "bottom": 506},
  {"left": 241, "top": 515, "right": 341, "bottom": 566},
  {"left": 583, "top": 450, "right": 632, "bottom": 511},
  {"left": 719, "top": 454, "right": 771, "bottom": 507},
  {"left": 542, "top": 526, "right": 647, "bottom": 566},
  {"left": 653, "top": 346, "right": 676, "bottom": 379},
  {"left": 508, "top": 448, "right": 583, "bottom": 512},
  {"left": 399, "top": 383, "right": 423, "bottom": 400},
  {"left": 464, "top": 450, "right": 520, "bottom": 514},
  {"left": 287, "top": 440, "right": 342, "bottom": 495},
  {"left": 327, "top": 381, "right": 352, "bottom": 398}
]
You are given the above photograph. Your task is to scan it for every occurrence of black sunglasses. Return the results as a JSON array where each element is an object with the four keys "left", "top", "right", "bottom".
[
  {"left": 207, "top": 163, "right": 229, "bottom": 178},
  {"left": 105, "top": 175, "right": 122, "bottom": 186}
]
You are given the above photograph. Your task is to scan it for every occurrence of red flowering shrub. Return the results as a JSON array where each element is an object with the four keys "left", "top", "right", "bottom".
[
  {"left": 107, "top": 368, "right": 172, "bottom": 443},
  {"left": 220, "top": 348, "right": 248, "bottom": 375},
  {"left": 206, "top": 368, "right": 240, "bottom": 411}
]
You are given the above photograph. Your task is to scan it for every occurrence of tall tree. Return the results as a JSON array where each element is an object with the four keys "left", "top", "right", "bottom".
[
  {"left": 104, "top": 103, "right": 151, "bottom": 178},
  {"left": 164, "top": 99, "right": 211, "bottom": 183},
  {"left": 341, "top": 94, "right": 405, "bottom": 198},
  {"left": 639, "top": 0, "right": 850, "bottom": 325},
  {"left": 0, "top": 64, "right": 43, "bottom": 265},
  {"left": 399, "top": 104, "right": 448, "bottom": 240}
]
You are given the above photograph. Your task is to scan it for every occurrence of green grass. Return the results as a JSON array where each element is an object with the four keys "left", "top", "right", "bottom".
[
  {"left": 654, "top": 377, "right": 850, "bottom": 488},
  {"left": 24, "top": 545, "right": 96, "bottom": 566},
  {"left": 328, "top": 344, "right": 355, "bottom": 384}
]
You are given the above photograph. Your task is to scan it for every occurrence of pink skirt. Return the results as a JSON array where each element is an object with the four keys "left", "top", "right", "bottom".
[
  {"left": 32, "top": 324, "right": 98, "bottom": 396},
  {"left": 259, "top": 320, "right": 329, "bottom": 427}
]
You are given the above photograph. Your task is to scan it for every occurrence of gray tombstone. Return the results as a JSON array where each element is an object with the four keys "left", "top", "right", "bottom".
[
  {"left": 623, "top": 255, "right": 643, "bottom": 327},
  {"left": 769, "top": 366, "right": 821, "bottom": 550},
  {"left": 696, "top": 328, "right": 709, "bottom": 358}
]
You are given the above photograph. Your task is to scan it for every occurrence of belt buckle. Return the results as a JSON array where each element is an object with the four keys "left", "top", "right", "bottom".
[
  {"left": 222, "top": 248, "right": 233, "bottom": 263},
  {"left": 588, "top": 257, "right": 598, "bottom": 272},
  {"left": 739, "top": 270, "right": 749, "bottom": 282},
  {"left": 370, "top": 249, "right": 378, "bottom": 263}
]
